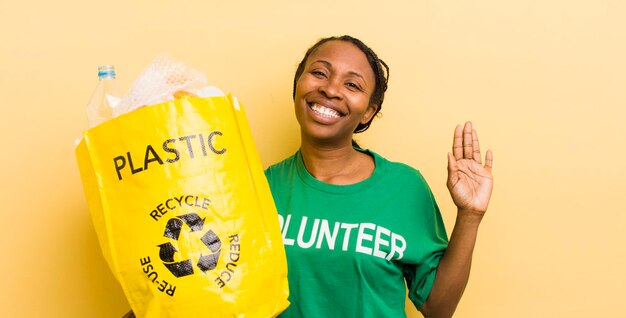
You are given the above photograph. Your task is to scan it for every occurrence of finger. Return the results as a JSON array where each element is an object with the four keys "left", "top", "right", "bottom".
[
  {"left": 472, "top": 129, "right": 482, "bottom": 164},
  {"left": 447, "top": 152, "right": 459, "bottom": 187},
  {"left": 453, "top": 124, "right": 463, "bottom": 160},
  {"left": 484, "top": 150, "right": 493, "bottom": 172},
  {"left": 463, "top": 121, "right": 473, "bottom": 159}
]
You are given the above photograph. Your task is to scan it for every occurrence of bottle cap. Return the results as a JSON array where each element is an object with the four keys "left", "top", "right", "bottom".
[{"left": 98, "top": 65, "right": 116, "bottom": 78}]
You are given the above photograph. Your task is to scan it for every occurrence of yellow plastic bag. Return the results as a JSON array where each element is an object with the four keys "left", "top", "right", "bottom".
[{"left": 76, "top": 95, "right": 289, "bottom": 317}]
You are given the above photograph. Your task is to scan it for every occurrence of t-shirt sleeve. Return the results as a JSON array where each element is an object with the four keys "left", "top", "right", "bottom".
[{"left": 402, "top": 173, "right": 449, "bottom": 309}]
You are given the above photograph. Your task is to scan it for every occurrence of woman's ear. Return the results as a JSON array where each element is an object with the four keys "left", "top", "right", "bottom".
[{"left": 360, "top": 104, "right": 379, "bottom": 124}]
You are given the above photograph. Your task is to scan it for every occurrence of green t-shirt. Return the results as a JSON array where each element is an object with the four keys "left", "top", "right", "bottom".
[{"left": 264, "top": 149, "right": 448, "bottom": 318}]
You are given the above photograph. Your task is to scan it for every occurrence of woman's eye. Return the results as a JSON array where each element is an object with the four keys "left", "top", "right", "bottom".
[
  {"left": 311, "top": 70, "right": 326, "bottom": 78},
  {"left": 346, "top": 82, "right": 361, "bottom": 90}
]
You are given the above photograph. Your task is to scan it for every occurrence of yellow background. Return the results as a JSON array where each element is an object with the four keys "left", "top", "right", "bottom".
[{"left": 1, "top": 1, "right": 624, "bottom": 317}]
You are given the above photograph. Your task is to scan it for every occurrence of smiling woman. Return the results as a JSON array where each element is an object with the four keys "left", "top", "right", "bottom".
[
  {"left": 292, "top": 36, "right": 389, "bottom": 137},
  {"left": 294, "top": 40, "right": 378, "bottom": 150},
  {"left": 122, "top": 35, "right": 494, "bottom": 318},
  {"left": 264, "top": 35, "right": 494, "bottom": 318}
]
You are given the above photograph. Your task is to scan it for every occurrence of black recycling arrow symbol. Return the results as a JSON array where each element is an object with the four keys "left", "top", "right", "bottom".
[
  {"left": 164, "top": 260, "right": 194, "bottom": 277},
  {"left": 201, "top": 229, "right": 221, "bottom": 252},
  {"left": 179, "top": 213, "right": 205, "bottom": 232},
  {"left": 164, "top": 213, "right": 205, "bottom": 239},
  {"left": 158, "top": 242, "right": 177, "bottom": 262},
  {"left": 158, "top": 213, "right": 222, "bottom": 278},
  {"left": 163, "top": 218, "right": 183, "bottom": 240},
  {"left": 197, "top": 253, "right": 220, "bottom": 272},
  {"left": 158, "top": 242, "right": 194, "bottom": 277}
]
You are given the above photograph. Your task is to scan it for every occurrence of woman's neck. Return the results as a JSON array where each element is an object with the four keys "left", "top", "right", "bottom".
[{"left": 300, "top": 141, "right": 375, "bottom": 185}]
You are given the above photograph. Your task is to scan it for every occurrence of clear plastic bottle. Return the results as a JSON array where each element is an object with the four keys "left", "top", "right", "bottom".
[{"left": 86, "top": 65, "right": 122, "bottom": 128}]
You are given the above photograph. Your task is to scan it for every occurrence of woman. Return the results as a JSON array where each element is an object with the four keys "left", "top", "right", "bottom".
[{"left": 264, "top": 35, "right": 493, "bottom": 318}]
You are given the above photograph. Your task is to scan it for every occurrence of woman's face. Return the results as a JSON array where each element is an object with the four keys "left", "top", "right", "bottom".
[{"left": 294, "top": 40, "right": 377, "bottom": 145}]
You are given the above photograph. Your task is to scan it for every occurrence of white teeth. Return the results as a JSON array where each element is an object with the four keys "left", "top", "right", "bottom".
[{"left": 310, "top": 103, "right": 340, "bottom": 118}]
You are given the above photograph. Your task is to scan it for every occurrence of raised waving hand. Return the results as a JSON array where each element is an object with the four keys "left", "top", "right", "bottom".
[{"left": 447, "top": 122, "right": 494, "bottom": 215}]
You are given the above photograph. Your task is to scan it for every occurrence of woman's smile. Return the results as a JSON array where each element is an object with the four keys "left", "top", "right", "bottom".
[
  {"left": 309, "top": 102, "right": 342, "bottom": 119},
  {"left": 306, "top": 98, "right": 345, "bottom": 123}
]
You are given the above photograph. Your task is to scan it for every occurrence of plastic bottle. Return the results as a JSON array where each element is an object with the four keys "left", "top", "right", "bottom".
[{"left": 86, "top": 65, "right": 122, "bottom": 128}]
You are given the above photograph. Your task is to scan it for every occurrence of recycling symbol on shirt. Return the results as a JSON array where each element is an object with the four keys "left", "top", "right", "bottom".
[{"left": 157, "top": 213, "right": 222, "bottom": 277}]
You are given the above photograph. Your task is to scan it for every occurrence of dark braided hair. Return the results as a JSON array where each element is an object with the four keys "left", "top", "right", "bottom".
[{"left": 292, "top": 35, "right": 390, "bottom": 136}]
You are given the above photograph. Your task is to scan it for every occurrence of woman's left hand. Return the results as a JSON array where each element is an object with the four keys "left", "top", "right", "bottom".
[{"left": 447, "top": 122, "right": 494, "bottom": 216}]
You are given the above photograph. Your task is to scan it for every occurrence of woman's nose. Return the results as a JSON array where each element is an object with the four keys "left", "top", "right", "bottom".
[{"left": 319, "top": 79, "right": 342, "bottom": 99}]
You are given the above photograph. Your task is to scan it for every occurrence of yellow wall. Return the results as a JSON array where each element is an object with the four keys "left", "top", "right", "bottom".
[{"left": 1, "top": 1, "right": 625, "bottom": 317}]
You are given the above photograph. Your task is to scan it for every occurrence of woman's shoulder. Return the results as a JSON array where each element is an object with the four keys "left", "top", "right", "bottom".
[
  {"left": 264, "top": 151, "right": 300, "bottom": 181},
  {"left": 367, "top": 149, "right": 423, "bottom": 175},
  {"left": 366, "top": 149, "right": 431, "bottom": 188}
]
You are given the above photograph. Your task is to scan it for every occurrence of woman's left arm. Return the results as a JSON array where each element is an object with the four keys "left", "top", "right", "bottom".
[{"left": 420, "top": 122, "right": 494, "bottom": 318}]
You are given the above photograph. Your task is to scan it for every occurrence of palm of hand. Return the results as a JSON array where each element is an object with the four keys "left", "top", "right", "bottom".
[{"left": 447, "top": 122, "right": 494, "bottom": 214}]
